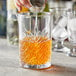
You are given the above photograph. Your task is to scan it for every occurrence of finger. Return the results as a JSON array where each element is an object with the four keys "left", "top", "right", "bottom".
[
  {"left": 20, "top": 0, "right": 31, "bottom": 8},
  {"left": 15, "top": 2, "right": 22, "bottom": 11},
  {"left": 43, "top": 0, "right": 47, "bottom": 6},
  {"left": 27, "top": 0, "right": 32, "bottom": 7},
  {"left": 14, "top": 0, "right": 21, "bottom": 6},
  {"left": 17, "top": 0, "right": 23, "bottom": 6},
  {"left": 14, "top": 0, "right": 22, "bottom": 11},
  {"left": 45, "top": 0, "right": 47, "bottom": 3},
  {"left": 19, "top": 0, "right": 25, "bottom": 5},
  {"left": 24, "top": 0, "right": 32, "bottom": 8}
]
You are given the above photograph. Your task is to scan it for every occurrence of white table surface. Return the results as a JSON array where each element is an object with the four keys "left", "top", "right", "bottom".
[{"left": 0, "top": 38, "right": 76, "bottom": 76}]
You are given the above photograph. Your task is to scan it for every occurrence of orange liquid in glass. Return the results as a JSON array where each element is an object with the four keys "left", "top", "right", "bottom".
[{"left": 20, "top": 36, "right": 52, "bottom": 65}]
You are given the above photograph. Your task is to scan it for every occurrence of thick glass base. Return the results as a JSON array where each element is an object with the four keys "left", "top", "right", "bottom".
[
  {"left": 20, "top": 62, "right": 51, "bottom": 69},
  {"left": 53, "top": 41, "right": 64, "bottom": 52},
  {"left": 66, "top": 48, "right": 76, "bottom": 57},
  {"left": 53, "top": 41, "right": 70, "bottom": 53},
  {"left": 53, "top": 45, "right": 70, "bottom": 53}
]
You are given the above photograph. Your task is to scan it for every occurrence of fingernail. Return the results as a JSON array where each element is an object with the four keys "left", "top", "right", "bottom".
[{"left": 18, "top": 7, "right": 20, "bottom": 11}]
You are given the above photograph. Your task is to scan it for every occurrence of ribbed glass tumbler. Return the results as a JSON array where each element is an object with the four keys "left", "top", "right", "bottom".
[{"left": 18, "top": 12, "right": 53, "bottom": 69}]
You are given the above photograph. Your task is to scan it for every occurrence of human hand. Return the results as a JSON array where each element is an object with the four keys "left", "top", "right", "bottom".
[{"left": 14, "top": 0, "right": 32, "bottom": 11}]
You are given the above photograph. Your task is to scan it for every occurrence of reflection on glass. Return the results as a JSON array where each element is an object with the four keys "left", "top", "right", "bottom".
[
  {"left": 7, "top": 0, "right": 19, "bottom": 46},
  {"left": 67, "top": 11, "right": 76, "bottom": 57},
  {"left": 52, "top": 8, "right": 70, "bottom": 52}
]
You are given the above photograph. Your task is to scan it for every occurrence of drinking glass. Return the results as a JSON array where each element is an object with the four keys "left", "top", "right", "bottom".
[
  {"left": 29, "top": 0, "right": 47, "bottom": 12},
  {"left": 52, "top": 8, "right": 70, "bottom": 52},
  {"left": 7, "top": 0, "right": 19, "bottom": 46},
  {"left": 18, "top": 12, "right": 53, "bottom": 69},
  {"left": 67, "top": 11, "right": 76, "bottom": 57}
]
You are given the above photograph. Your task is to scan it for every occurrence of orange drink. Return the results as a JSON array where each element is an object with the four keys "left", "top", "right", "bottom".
[
  {"left": 20, "top": 36, "right": 52, "bottom": 65},
  {"left": 18, "top": 12, "right": 53, "bottom": 69}
]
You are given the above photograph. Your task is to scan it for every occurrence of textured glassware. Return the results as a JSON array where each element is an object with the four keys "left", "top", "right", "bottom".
[
  {"left": 52, "top": 8, "right": 69, "bottom": 52},
  {"left": 29, "top": 0, "right": 46, "bottom": 12},
  {"left": 18, "top": 12, "right": 53, "bottom": 69},
  {"left": 67, "top": 10, "right": 76, "bottom": 57},
  {"left": 7, "top": 11, "right": 19, "bottom": 46},
  {"left": 7, "top": 0, "right": 19, "bottom": 46}
]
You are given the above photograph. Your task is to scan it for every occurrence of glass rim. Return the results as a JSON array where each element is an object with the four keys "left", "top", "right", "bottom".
[
  {"left": 66, "top": 10, "right": 76, "bottom": 15},
  {"left": 49, "top": 7, "right": 67, "bottom": 14},
  {"left": 50, "top": 7, "right": 66, "bottom": 10},
  {"left": 67, "top": 9, "right": 76, "bottom": 12},
  {"left": 17, "top": 12, "right": 53, "bottom": 17},
  {"left": 50, "top": 7, "right": 65, "bottom": 9}
]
